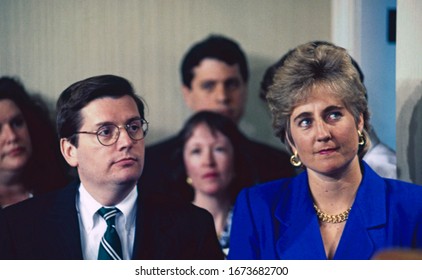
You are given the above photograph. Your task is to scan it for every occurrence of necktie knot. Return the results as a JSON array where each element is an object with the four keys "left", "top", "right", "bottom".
[{"left": 98, "top": 207, "right": 119, "bottom": 227}]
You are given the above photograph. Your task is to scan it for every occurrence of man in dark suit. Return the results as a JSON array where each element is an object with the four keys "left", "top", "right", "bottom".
[
  {"left": 141, "top": 35, "right": 296, "bottom": 202},
  {"left": 0, "top": 75, "right": 223, "bottom": 260}
]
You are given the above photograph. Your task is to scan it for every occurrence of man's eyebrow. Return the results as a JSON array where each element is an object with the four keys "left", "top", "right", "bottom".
[
  {"left": 200, "top": 80, "right": 217, "bottom": 84},
  {"left": 93, "top": 117, "right": 141, "bottom": 127}
]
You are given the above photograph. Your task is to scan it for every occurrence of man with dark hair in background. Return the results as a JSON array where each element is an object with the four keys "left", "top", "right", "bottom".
[{"left": 141, "top": 35, "right": 295, "bottom": 202}]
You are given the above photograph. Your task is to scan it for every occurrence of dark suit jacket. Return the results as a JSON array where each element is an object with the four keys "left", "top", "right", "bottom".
[
  {"left": 0, "top": 181, "right": 224, "bottom": 260},
  {"left": 141, "top": 132, "right": 296, "bottom": 202}
]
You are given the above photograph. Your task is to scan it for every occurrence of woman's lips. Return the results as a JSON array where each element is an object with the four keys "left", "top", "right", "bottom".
[
  {"left": 7, "top": 147, "right": 26, "bottom": 157},
  {"left": 202, "top": 172, "right": 219, "bottom": 179},
  {"left": 318, "top": 148, "right": 337, "bottom": 155}
]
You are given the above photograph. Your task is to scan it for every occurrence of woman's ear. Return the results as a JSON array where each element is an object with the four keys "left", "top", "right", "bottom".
[
  {"left": 285, "top": 132, "right": 296, "bottom": 154},
  {"left": 60, "top": 138, "right": 78, "bottom": 167},
  {"left": 357, "top": 113, "right": 364, "bottom": 132}
]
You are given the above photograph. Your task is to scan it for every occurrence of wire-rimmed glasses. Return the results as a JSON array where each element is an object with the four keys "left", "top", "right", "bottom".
[{"left": 73, "top": 118, "right": 149, "bottom": 146}]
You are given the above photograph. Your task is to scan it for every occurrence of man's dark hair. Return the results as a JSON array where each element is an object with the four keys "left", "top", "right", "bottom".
[
  {"left": 259, "top": 49, "right": 294, "bottom": 101},
  {"left": 57, "top": 74, "right": 146, "bottom": 146},
  {"left": 180, "top": 34, "right": 249, "bottom": 88}
]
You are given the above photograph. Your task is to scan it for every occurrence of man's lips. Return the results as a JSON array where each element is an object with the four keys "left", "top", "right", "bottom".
[
  {"left": 114, "top": 157, "right": 137, "bottom": 165},
  {"left": 217, "top": 109, "right": 233, "bottom": 117}
]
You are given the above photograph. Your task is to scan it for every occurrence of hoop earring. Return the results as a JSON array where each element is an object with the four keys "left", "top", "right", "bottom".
[
  {"left": 358, "top": 130, "right": 365, "bottom": 146},
  {"left": 290, "top": 151, "right": 302, "bottom": 167},
  {"left": 186, "top": 177, "right": 193, "bottom": 185}
]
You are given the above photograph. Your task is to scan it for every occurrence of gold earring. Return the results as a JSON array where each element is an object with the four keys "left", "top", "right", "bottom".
[
  {"left": 358, "top": 130, "right": 365, "bottom": 146},
  {"left": 186, "top": 177, "right": 193, "bottom": 185},
  {"left": 290, "top": 151, "right": 302, "bottom": 167}
]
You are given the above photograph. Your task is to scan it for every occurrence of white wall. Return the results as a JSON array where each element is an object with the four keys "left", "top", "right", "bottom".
[
  {"left": 360, "top": 0, "right": 397, "bottom": 151},
  {"left": 396, "top": 0, "right": 422, "bottom": 183},
  {"left": 0, "top": 0, "right": 331, "bottom": 151},
  {"left": 332, "top": 0, "right": 397, "bottom": 152}
]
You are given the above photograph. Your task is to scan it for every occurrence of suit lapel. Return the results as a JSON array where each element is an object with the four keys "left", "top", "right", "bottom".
[
  {"left": 47, "top": 181, "right": 84, "bottom": 259},
  {"left": 334, "top": 212, "right": 375, "bottom": 259},
  {"left": 274, "top": 164, "right": 388, "bottom": 260},
  {"left": 275, "top": 172, "right": 327, "bottom": 259},
  {"left": 335, "top": 163, "right": 387, "bottom": 259}
]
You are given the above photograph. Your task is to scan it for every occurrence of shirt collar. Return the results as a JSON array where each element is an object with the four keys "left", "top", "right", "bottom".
[{"left": 77, "top": 183, "right": 138, "bottom": 232}]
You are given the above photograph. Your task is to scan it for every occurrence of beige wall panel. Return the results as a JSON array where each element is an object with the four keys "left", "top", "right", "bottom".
[
  {"left": 396, "top": 0, "right": 422, "bottom": 183},
  {"left": 0, "top": 0, "right": 331, "bottom": 148}
]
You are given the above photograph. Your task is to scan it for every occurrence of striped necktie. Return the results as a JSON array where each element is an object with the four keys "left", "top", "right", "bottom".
[{"left": 97, "top": 207, "right": 123, "bottom": 260}]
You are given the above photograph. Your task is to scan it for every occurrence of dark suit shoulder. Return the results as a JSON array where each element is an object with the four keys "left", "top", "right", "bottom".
[
  {"left": 244, "top": 138, "right": 290, "bottom": 160},
  {"left": 145, "top": 134, "right": 181, "bottom": 154},
  {"left": 241, "top": 137, "right": 296, "bottom": 180},
  {"left": 142, "top": 191, "right": 211, "bottom": 218},
  {"left": 0, "top": 181, "right": 81, "bottom": 260},
  {"left": 1, "top": 186, "right": 67, "bottom": 218},
  {"left": 138, "top": 191, "right": 224, "bottom": 260},
  {"left": 141, "top": 134, "right": 183, "bottom": 195}
]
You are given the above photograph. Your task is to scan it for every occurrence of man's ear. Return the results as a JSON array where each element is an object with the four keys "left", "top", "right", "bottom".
[
  {"left": 60, "top": 138, "right": 78, "bottom": 167},
  {"left": 182, "top": 85, "right": 194, "bottom": 110}
]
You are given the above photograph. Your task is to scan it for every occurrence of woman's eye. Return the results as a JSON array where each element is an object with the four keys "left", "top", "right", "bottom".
[
  {"left": 190, "top": 148, "right": 201, "bottom": 155},
  {"left": 11, "top": 117, "right": 25, "bottom": 129},
  {"left": 215, "top": 146, "right": 227, "bottom": 153},
  {"left": 298, "top": 118, "right": 311, "bottom": 127},
  {"left": 328, "top": 111, "right": 342, "bottom": 120}
]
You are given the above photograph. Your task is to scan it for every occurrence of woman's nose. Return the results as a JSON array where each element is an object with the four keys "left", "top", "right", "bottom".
[
  {"left": 315, "top": 120, "right": 331, "bottom": 141},
  {"left": 2, "top": 124, "right": 19, "bottom": 143},
  {"left": 202, "top": 149, "right": 216, "bottom": 166}
]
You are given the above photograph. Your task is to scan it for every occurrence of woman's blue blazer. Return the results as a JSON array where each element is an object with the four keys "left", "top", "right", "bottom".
[{"left": 228, "top": 162, "right": 422, "bottom": 260}]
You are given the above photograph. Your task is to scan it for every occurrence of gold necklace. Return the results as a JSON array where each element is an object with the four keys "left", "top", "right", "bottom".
[{"left": 313, "top": 204, "right": 351, "bottom": 223}]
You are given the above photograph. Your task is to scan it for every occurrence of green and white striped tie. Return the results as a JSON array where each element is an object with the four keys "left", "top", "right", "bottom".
[{"left": 97, "top": 207, "right": 123, "bottom": 260}]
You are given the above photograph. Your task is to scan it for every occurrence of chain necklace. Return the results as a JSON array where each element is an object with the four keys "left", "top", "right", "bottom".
[{"left": 313, "top": 204, "right": 351, "bottom": 223}]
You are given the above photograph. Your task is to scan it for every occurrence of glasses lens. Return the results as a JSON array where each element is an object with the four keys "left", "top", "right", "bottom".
[
  {"left": 126, "top": 119, "right": 147, "bottom": 140},
  {"left": 97, "top": 124, "right": 119, "bottom": 146}
]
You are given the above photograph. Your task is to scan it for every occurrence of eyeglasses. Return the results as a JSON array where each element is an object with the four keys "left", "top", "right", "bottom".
[{"left": 73, "top": 118, "right": 149, "bottom": 146}]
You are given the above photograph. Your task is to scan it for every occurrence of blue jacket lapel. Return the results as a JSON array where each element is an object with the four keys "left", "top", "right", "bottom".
[
  {"left": 335, "top": 163, "right": 387, "bottom": 259},
  {"left": 275, "top": 172, "right": 327, "bottom": 259},
  {"left": 274, "top": 163, "right": 387, "bottom": 259}
]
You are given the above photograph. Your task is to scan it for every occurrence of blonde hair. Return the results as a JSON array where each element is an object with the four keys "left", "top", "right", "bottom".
[{"left": 266, "top": 41, "right": 371, "bottom": 158}]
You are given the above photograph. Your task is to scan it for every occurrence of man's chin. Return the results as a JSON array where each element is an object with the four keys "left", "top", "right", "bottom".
[
  {"left": 215, "top": 110, "right": 238, "bottom": 123},
  {"left": 115, "top": 172, "right": 142, "bottom": 186}
]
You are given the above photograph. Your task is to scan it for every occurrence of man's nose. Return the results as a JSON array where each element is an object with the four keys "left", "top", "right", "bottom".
[{"left": 215, "top": 84, "right": 229, "bottom": 103}]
